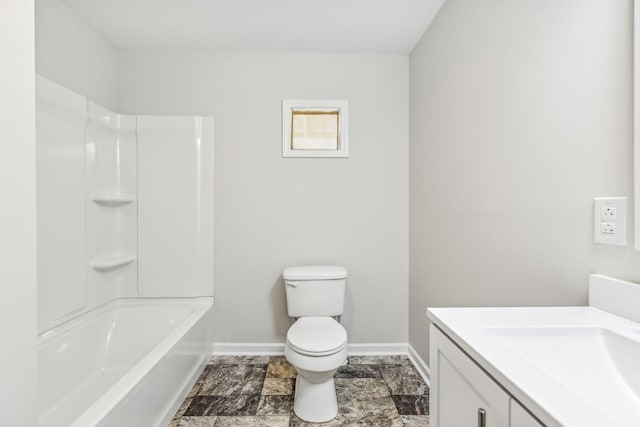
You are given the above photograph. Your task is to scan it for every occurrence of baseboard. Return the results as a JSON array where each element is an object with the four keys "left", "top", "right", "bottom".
[
  {"left": 211, "top": 342, "right": 411, "bottom": 356},
  {"left": 408, "top": 344, "right": 431, "bottom": 386},
  {"left": 346, "top": 342, "right": 409, "bottom": 355},
  {"left": 211, "top": 342, "right": 285, "bottom": 355}
]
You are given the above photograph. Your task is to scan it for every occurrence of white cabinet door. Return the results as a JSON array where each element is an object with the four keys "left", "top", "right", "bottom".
[
  {"left": 430, "top": 325, "right": 510, "bottom": 427},
  {"left": 510, "top": 399, "right": 543, "bottom": 427}
]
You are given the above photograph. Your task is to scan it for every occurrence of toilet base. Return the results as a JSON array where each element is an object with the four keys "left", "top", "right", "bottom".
[{"left": 293, "top": 375, "right": 338, "bottom": 423}]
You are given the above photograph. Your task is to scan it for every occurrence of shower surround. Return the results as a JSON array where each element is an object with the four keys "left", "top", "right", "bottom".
[{"left": 36, "top": 76, "right": 214, "bottom": 427}]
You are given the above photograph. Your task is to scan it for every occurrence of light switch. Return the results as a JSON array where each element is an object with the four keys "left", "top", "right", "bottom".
[{"left": 594, "top": 197, "right": 627, "bottom": 246}]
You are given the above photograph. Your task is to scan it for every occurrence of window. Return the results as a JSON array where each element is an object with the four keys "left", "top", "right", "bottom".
[{"left": 282, "top": 99, "right": 348, "bottom": 158}]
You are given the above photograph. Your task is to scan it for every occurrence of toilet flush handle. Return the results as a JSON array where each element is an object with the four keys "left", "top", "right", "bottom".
[{"left": 286, "top": 281, "right": 300, "bottom": 287}]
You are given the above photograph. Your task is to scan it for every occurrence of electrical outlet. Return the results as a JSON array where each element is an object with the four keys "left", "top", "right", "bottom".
[
  {"left": 594, "top": 197, "right": 627, "bottom": 246},
  {"left": 601, "top": 223, "right": 616, "bottom": 234},
  {"left": 601, "top": 207, "right": 617, "bottom": 220}
]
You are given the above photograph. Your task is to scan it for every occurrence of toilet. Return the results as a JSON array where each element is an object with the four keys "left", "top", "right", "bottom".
[{"left": 283, "top": 265, "right": 348, "bottom": 423}]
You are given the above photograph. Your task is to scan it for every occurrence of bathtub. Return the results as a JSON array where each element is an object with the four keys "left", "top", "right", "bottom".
[{"left": 38, "top": 297, "right": 213, "bottom": 427}]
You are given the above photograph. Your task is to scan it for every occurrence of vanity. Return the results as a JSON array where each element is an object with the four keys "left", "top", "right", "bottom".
[{"left": 428, "top": 274, "right": 640, "bottom": 427}]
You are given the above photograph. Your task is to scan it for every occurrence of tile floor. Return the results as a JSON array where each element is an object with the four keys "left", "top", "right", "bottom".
[{"left": 169, "top": 355, "right": 429, "bottom": 426}]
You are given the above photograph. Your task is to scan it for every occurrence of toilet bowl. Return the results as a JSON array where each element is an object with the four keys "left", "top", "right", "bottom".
[{"left": 285, "top": 316, "right": 348, "bottom": 422}]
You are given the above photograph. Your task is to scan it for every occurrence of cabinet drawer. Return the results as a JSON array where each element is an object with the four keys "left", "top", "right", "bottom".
[{"left": 430, "top": 325, "right": 510, "bottom": 427}]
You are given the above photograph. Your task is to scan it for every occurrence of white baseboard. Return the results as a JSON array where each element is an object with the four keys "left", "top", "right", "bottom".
[
  {"left": 211, "top": 342, "right": 285, "bottom": 355},
  {"left": 408, "top": 344, "right": 431, "bottom": 386},
  {"left": 346, "top": 342, "right": 409, "bottom": 355},
  {"left": 211, "top": 342, "right": 410, "bottom": 356},
  {"left": 211, "top": 341, "right": 430, "bottom": 386}
]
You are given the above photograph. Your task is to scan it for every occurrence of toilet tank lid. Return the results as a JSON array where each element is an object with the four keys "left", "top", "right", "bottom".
[{"left": 283, "top": 265, "right": 347, "bottom": 280}]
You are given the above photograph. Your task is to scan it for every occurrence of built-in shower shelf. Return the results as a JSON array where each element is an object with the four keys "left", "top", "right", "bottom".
[
  {"left": 90, "top": 193, "right": 135, "bottom": 207},
  {"left": 91, "top": 255, "right": 136, "bottom": 272}
]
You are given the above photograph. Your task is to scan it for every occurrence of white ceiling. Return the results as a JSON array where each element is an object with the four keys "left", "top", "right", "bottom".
[{"left": 60, "top": 0, "right": 445, "bottom": 53}]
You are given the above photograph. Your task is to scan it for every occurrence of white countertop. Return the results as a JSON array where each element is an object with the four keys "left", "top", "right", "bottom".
[{"left": 427, "top": 275, "right": 640, "bottom": 427}]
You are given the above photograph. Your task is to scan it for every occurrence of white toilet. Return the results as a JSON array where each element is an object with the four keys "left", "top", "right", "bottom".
[{"left": 283, "top": 265, "right": 348, "bottom": 423}]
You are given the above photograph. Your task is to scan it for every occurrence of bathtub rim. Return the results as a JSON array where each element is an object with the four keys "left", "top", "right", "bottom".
[
  {"left": 38, "top": 296, "right": 212, "bottom": 346},
  {"left": 38, "top": 296, "right": 213, "bottom": 427}
]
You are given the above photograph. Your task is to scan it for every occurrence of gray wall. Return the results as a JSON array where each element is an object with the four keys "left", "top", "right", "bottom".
[
  {"left": 1, "top": 0, "right": 37, "bottom": 425},
  {"left": 117, "top": 51, "right": 410, "bottom": 345},
  {"left": 409, "top": 0, "right": 640, "bottom": 364},
  {"left": 36, "top": 0, "right": 118, "bottom": 110},
  {"left": 34, "top": 0, "right": 640, "bottom": 366}
]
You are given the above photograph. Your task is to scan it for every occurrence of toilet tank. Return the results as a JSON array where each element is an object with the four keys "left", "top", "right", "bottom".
[{"left": 283, "top": 265, "right": 347, "bottom": 317}]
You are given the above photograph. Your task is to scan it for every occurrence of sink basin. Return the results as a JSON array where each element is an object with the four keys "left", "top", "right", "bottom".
[{"left": 486, "top": 326, "right": 640, "bottom": 415}]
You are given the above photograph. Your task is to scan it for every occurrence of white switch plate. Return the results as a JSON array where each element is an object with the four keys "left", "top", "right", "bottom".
[{"left": 594, "top": 197, "right": 627, "bottom": 246}]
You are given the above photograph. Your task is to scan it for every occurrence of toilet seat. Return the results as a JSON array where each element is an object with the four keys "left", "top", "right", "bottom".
[{"left": 286, "top": 317, "right": 347, "bottom": 357}]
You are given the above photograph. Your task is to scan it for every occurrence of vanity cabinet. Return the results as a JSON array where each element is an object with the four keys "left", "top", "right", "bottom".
[
  {"left": 510, "top": 400, "right": 543, "bottom": 427},
  {"left": 430, "top": 325, "right": 543, "bottom": 427}
]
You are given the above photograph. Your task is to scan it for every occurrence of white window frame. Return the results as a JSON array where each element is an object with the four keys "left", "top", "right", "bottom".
[{"left": 282, "top": 99, "right": 349, "bottom": 158}]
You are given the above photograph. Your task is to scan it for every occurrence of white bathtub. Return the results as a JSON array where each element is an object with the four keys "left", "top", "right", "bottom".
[{"left": 38, "top": 297, "right": 213, "bottom": 427}]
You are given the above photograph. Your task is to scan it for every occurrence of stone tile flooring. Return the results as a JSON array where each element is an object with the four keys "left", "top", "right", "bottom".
[{"left": 169, "top": 355, "right": 429, "bottom": 426}]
